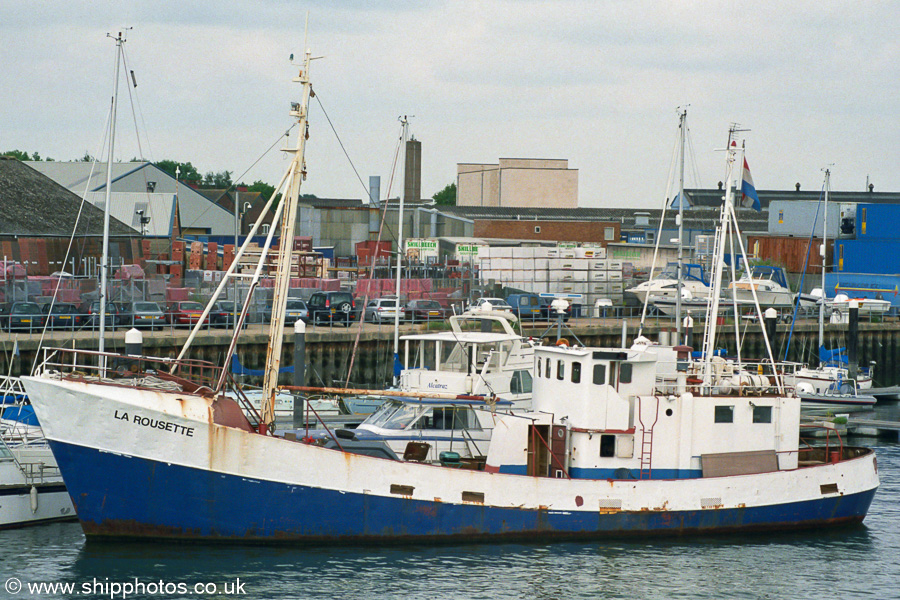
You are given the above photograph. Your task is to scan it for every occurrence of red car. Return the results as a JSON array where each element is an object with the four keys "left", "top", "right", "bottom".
[
  {"left": 405, "top": 299, "right": 448, "bottom": 323},
  {"left": 167, "top": 301, "right": 209, "bottom": 328}
]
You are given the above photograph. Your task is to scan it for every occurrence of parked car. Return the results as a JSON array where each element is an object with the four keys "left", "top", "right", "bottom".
[
  {"left": 82, "top": 300, "right": 127, "bottom": 329},
  {"left": 0, "top": 302, "right": 45, "bottom": 332},
  {"left": 261, "top": 299, "right": 310, "bottom": 326},
  {"left": 468, "top": 297, "right": 513, "bottom": 312},
  {"left": 129, "top": 301, "right": 166, "bottom": 330},
  {"left": 41, "top": 302, "right": 85, "bottom": 330},
  {"left": 167, "top": 301, "right": 210, "bottom": 328},
  {"left": 211, "top": 301, "right": 242, "bottom": 328},
  {"left": 506, "top": 293, "right": 547, "bottom": 321},
  {"left": 363, "top": 297, "right": 405, "bottom": 324},
  {"left": 307, "top": 291, "right": 355, "bottom": 326},
  {"left": 405, "top": 299, "right": 447, "bottom": 323}
]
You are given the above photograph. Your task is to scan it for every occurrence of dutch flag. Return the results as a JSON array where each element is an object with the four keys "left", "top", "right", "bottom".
[{"left": 740, "top": 158, "right": 761, "bottom": 211}]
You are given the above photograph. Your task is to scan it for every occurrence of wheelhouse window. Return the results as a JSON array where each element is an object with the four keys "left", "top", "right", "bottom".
[
  {"left": 571, "top": 361, "right": 581, "bottom": 384},
  {"left": 600, "top": 434, "right": 616, "bottom": 457},
  {"left": 714, "top": 405, "right": 734, "bottom": 423},
  {"left": 593, "top": 364, "right": 606, "bottom": 385},
  {"left": 545, "top": 357, "right": 551, "bottom": 379},
  {"left": 753, "top": 405, "right": 773, "bottom": 423},
  {"left": 619, "top": 363, "right": 633, "bottom": 384},
  {"left": 510, "top": 370, "right": 533, "bottom": 395},
  {"left": 557, "top": 360, "right": 565, "bottom": 380}
]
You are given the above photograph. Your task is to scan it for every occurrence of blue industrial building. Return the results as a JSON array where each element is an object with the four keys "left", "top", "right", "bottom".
[{"left": 828, "top": 203, "right": 900, "bottom": 307}]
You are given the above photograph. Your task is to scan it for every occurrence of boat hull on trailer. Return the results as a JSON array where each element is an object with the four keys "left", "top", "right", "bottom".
[{"left": 23, "top": 376, "right": 878, "bottom": 543}]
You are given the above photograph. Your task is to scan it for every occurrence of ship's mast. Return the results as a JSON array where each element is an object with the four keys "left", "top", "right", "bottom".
[
  {"left": 393, "top": 116, "right": 409, "bottom": 367},
  {"left": 98, "top": 30, "right": 127, "bottom": 373},
  {"left": 675, "top": 108, "right": 687, "bottom": 340},
  {"left": 819, "top": 169, "right": 830, "bottom": 356},
  {"left": 260, "top": 50, "right": 314, "bottom": 431},
  {"left": 701, "top": 126, "right": 783, "bottom": 393}
]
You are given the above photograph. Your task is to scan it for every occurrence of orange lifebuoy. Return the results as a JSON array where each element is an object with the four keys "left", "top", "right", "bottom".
[{"left": 556, "top": 338, "right": 569, "bottom": 347}]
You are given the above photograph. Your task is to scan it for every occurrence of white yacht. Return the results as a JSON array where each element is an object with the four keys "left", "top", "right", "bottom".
[
  {"left": 728, "top": 265, "right": 796, "bottom": 308},
  {"left": 626, "top": 262, "right": 710, "bottom": 306}
]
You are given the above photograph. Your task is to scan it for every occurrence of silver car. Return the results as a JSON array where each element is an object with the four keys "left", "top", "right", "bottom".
[{"left": 364, "top": 297, "right": 406, "bottom": 324}]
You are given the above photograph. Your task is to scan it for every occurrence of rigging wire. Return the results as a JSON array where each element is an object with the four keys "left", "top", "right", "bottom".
[
  {"left": 343, "top": 126, "right": 404, "bottom": 387},
  {"left": 29, "top": 83, "right": 116, "bottom": 374},
  {"left": 312, "top": 90, "right": 370, "bottom": 197},
  {"left": 636, "top": 119, "right": 681, "bottom": 338},
  {"left": 177, "top": 124, "right": 297, "bottom": 231}
]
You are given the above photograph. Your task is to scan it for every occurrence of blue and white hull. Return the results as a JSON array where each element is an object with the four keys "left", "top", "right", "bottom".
[{"left": 22, "top": 376, "right": 879, "bottom": 543}]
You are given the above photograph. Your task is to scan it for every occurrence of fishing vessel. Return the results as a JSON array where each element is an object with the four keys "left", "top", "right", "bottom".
[{"left": 21, "top": 64, "right": 879, "bottom": 543}]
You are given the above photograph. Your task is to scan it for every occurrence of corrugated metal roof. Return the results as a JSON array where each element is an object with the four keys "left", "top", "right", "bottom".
[
  {"left": 84, "top": 192, "right": 175, "bottom": 237},
  {"left": 0, "top": 158, "right": 133, "bottom": 236},
  {"left": 25, "top": 161, "right": 147, "bottom": 194}
]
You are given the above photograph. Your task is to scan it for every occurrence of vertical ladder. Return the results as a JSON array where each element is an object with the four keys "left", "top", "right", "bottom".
[
  {"left": 639, "top": 428, "right": 654, "bottom": 479},
  {"left": 637, "top": 396, "right": 660, "bottom": 480}
]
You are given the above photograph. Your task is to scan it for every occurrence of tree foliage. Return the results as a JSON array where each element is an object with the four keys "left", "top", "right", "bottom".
[
  {"left": 433, "top": 182, "right": 456, "bottom": 206},
  {"left": 3, "top": 149, "right": 53, "bottom": 161},
  {"left": 156, "top": 160, "right": 202, "bottom": 184},
  {"left": 203, "top": 170, "right": 233, "bottom": 188}
]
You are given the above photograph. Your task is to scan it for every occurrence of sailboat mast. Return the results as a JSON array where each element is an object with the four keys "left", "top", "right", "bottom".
[
  {"left": 676, "top": 108, "right": 687, "bottom": 340},
  {"left": 99, "top": 31, "right": 126, "bottom": 370},
  {"left": 393, "top": 116, "right": 409, "bottom": 359},
  {"left": 819, "top": 169, "right": 830, "bottom": 357},
  {"left": 260, "top": 50, "right": 314, "bottom": 431}
]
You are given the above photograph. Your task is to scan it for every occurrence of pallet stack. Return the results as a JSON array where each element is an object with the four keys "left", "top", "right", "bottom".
[{"left": 477, "top": 245, "right": 626, "bottom": 305}]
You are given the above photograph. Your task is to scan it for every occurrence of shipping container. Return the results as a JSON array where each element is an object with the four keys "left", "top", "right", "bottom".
[
  {"left": 855, "top": 203, "right": 900, "bottom": 240},
  {"left": 768, "top": 200, "right": 850, "bottom": 239},
  {"left": 746, "top": 235, "right": 830, "bottom": 274}
]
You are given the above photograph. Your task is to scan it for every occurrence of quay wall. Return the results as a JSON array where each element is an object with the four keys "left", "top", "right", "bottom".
[{"left": 2, "top": 319, "right": 898, "bottom": 388}]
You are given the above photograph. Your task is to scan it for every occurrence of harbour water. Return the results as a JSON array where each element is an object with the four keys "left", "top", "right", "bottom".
[{"left": 0, "top": 436, "right": 896, "bottom": 599}]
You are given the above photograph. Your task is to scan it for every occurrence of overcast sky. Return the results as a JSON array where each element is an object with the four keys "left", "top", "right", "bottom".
[{"left": 3, "top": 1, "right": 897, "bottom": 209}]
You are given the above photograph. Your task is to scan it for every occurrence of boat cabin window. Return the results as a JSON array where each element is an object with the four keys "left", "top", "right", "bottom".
[
  {"left": 415, "top": 406, "right": 480, "bottom": 431},
  {"left": 381, "top": 404, "right": 424, "bottom": 430},
  {"left": 440, "top": 342, "right": 471, "bottom": 373},
  {"left": 619, "top": 363, "right": 633, "bottom": 384},
  {"left": 510, "top": 370, "right": 533, "bottom": 395},
  {"left": 365, "top": 401, "right": 425, "bottom": 430},
  {"left": 571, "top": 361, "right": 581, "bottom": 384},
  {"left": 557, "top": 360, "right": 565, "bottom": 380},
  {"left": 593, "top": 364, "right": 606, "bottom": 385},
  {"left": 599, "top": 434, "right": 616, "bottom": 457},
  {"left": 714, "top": 405, "right": 734, "bottom": 424},
  {"left": 545, "top": 358, "right": 551, "bottom": 379},
  {"left": 753, "top": 405, "right": 773, "bottom": 423}
]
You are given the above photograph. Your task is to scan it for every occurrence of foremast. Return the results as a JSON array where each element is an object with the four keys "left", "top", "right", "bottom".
[
  {"left": 260, "top": 51, "right": 314, "bottom": 431},
  {"left": 700, "top": 126, "right": 783, "bottom": 393}
]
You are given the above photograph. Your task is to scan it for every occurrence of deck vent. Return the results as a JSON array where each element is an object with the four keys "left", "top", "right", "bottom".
[
  {"left": 820, "top": 483, "right": 839, "bottom": 495},
  {"left": 462, "top": 491, "right": 485, "bottom": 503},
  {"left": 598, "top": 499, "right": 622, "bottom": 510},
  {"left": 701, "top": 497, "right": 723, "bottom": 509},
  {"left": 390, "top": 484, "right": 415, "bottom": 496}
]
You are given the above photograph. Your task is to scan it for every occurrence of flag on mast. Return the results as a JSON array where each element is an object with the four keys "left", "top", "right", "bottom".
[{"left": 740, "top": 158, "right": 761, "bottom": 211}]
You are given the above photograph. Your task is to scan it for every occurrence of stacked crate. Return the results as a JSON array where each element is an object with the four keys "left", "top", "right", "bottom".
[{"left": 475, "top": 244, "right": 626, "bottom": 305}]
